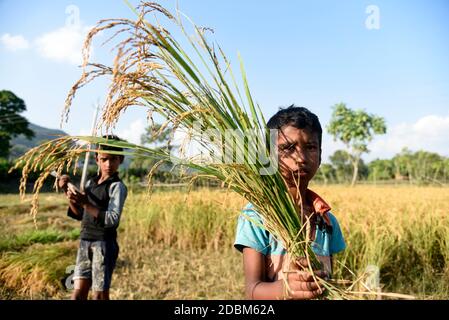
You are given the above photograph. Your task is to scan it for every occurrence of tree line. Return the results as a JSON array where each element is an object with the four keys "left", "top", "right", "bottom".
[
  {"left": 316, "top": 148, "right": 449, "bottom": 185},
  {"left": 2, "top": 89, "right": 448, "bottom": 187}
]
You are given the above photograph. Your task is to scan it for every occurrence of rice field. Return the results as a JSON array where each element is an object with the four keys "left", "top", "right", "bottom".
[{"left": 0, "top": 185, "right": 448, "bottom": 299}]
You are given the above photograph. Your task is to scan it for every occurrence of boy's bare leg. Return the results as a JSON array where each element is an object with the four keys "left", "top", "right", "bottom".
[
  {"left": 92, "top": 290, "right": 110, "bottom": 300},
  {"left": 71, "top": 279, "right": 91, "bottom": 300}
]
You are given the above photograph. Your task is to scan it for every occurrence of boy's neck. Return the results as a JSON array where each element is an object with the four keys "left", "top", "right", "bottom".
[
  {"left": 98, "top": 171, "right": 116, "bottom": 184},
  {"left": 288, "top": 183, "right": 309, "bottom": 206}
]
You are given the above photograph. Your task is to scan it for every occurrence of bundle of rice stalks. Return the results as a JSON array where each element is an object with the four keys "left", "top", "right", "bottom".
[{"left": 11, "top": 1, "right": 411, "bottom": 300}]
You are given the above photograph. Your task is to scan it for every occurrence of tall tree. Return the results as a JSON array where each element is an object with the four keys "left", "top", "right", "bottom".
[
  {"left": 317, "top": 163, "right": 336, "bottom": 184},
  {"left": 140, "top": 123, "right": 173, "bottom": 147},
  {"left": 368, "top": 159, "right": 394, "bottom": 182},
  {"left": 128, "top": 123, "right": 175, "bottom": 180},
  {"left": 329, "top": 149, "right": 368, "bottom": 183},
  {"left": 392, "top": 148, "right": 446, "bottom": 184},
  {"left": 0, "top": 90, "right": 34, "bottom": 158},
  {"left": 327, "top": 103, "right": 386, "bottom": 186},
  {"left": 329, "top": 150, "right": 353, "bottom": 183}
]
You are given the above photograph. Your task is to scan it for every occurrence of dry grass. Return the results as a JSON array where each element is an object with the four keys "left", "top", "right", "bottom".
[
  {"left": 110, "top": 245, "right": 244, "bottom": 300},
  {"left": 1, "top": 185, "right": 448, "bottom": 299},
  {"left": 316, "top": 185, "right": 449, "bottom": 298},
  {"left": 119, "top": 189, "right": 246, "bottom": 250},
  {"left": 0, "top": 241, "right": 77, "bottom": 299}
]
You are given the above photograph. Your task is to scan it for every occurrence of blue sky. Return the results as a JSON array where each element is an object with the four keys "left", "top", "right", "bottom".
[{"left": 1, "top": 0, "right": 448, "bottom": 162}]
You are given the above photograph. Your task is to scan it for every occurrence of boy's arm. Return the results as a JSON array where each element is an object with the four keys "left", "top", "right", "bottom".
[
  {"left": 67, "top": 200, "right": 84, "bottom": 220},
  {"left": 67, "top": 182, "right": 127, "bottom": 226},
  {"left": 75, "top": 182, "right": 127, "bottom": 227},
  {"left": 99, "top": 182, "right": 127, "bottom": 228},
  {"left": 243, "top": 247, "right": 325, "bottom": 300},
  {"left": 243, "top": 247, "right": 284, "bottom": 299}
]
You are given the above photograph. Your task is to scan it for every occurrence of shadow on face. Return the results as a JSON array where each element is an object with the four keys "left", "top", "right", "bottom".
[{"left": 276, "top": 125, "right": 321, "bottom": 188}]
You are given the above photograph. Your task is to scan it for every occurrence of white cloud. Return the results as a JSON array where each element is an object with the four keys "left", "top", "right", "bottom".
[
  {"left": 368, "top": 114, "right": 449, "bottom": 160},
  {"left": 2, "top": 21, "right": 94, "bottom": 64},
  {"left": 1, "top": 33, "right": 30, "bottom": 51},
  {"left": 35, "top": 24, "right": 92, "bottom": 65},
  {"left": 116, "top": 119, "right": 146, "bottom": 145},
  {"left": 321, "top": 114, "right": 449, "bottom": 162},
  {"left": 76, "top": 120, "right": 146, "bottom": 147}
]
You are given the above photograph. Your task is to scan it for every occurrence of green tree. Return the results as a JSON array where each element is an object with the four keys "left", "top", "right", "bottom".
[
  {"left": 127, "top": 123, "right": 176, "bottom": 181},
  {"left": 368, "top": 159, "right": 394, "bottom": 182},
  {"left": 392, "top": 148, "right": 446, "bottom": 184},
  {"left": 392, "top": 148, "right": 413, "bottom": 181},
  {"left": 329, "top": 150, "right": 353, "bottom": 183},
  {"left": 316, "top": 163, "right": 336, "bottom": 184},
  {"left": 327, "top": 103, "right": 386, "bottom": 186},
  {"left": 140, "top": 123, "right": 173, "bottom": 146},
  {"left": 329, "top": 149, "right": 368, "bottom": 183},
  {"left": 0, "top": 90, "right": 34, "bottom": 158},
  {"left": 443, "top": 158, "right": 449, "bottom": 183},
  {"left": 413, "top": 151, "right": 443, "bottom": 183}
]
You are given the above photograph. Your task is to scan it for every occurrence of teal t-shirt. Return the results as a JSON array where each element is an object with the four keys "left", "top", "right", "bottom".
[{"left": 234, "top": 203, "right": 346, "bottom": 257}]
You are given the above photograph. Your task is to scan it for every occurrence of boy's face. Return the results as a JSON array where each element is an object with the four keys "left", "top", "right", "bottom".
[
  {"left": 96, "top": 152, "right": 123, "bottom": 177},
  {"left": 277, "top": 125, "right": 321, "bottom": 188}
]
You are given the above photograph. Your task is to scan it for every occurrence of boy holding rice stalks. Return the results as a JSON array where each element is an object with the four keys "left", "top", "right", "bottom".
[
  {"left": 58, "top": 135, "right": 128, "bottom": 300},
  {"left": 234, "top": 106, "right": 346, "bottom": 300}
]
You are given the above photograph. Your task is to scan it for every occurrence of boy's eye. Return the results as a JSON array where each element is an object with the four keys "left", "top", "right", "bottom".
[{"left": 280, "top": 144, "right": 295, "bottom": 154}]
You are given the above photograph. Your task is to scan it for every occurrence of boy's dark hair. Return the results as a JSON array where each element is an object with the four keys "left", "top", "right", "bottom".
[
  {"left": 95, "top": 135, "right": 125, "bottom": 159},
  {"left": 267, "top": 105, "right": 322, "bottom": 148}
]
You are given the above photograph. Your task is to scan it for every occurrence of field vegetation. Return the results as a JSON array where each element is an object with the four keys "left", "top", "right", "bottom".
[{"left": 1, "top": 185, "right": 447, "bottom": 299}]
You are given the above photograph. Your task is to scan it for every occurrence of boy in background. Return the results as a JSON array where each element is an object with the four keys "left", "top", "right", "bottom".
[{"left": 59, "top": 136, "right": 128, "bottom": 300}]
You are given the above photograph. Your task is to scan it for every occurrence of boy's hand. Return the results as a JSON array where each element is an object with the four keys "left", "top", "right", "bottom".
[
  {"left": 285, "top": 269, "right": 326, "bottom": 300},
  {"left": 58, "top": 174, "right": 70, "bottom": 192},
  {"left": 66, "top": 190, "right": 88, "bottom": 206},
  {"left": 285, "top": 257, "right": 327, "bottom": 300}
]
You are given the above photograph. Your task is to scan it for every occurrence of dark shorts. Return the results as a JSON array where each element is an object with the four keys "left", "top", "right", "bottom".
[{"left": 73, "top": 239, "right": 119, "bottom": 291}]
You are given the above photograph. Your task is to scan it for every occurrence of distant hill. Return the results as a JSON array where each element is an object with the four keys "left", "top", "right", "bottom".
[{"left": 9, "top": 123, "right": 67, "bottom": 159}]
